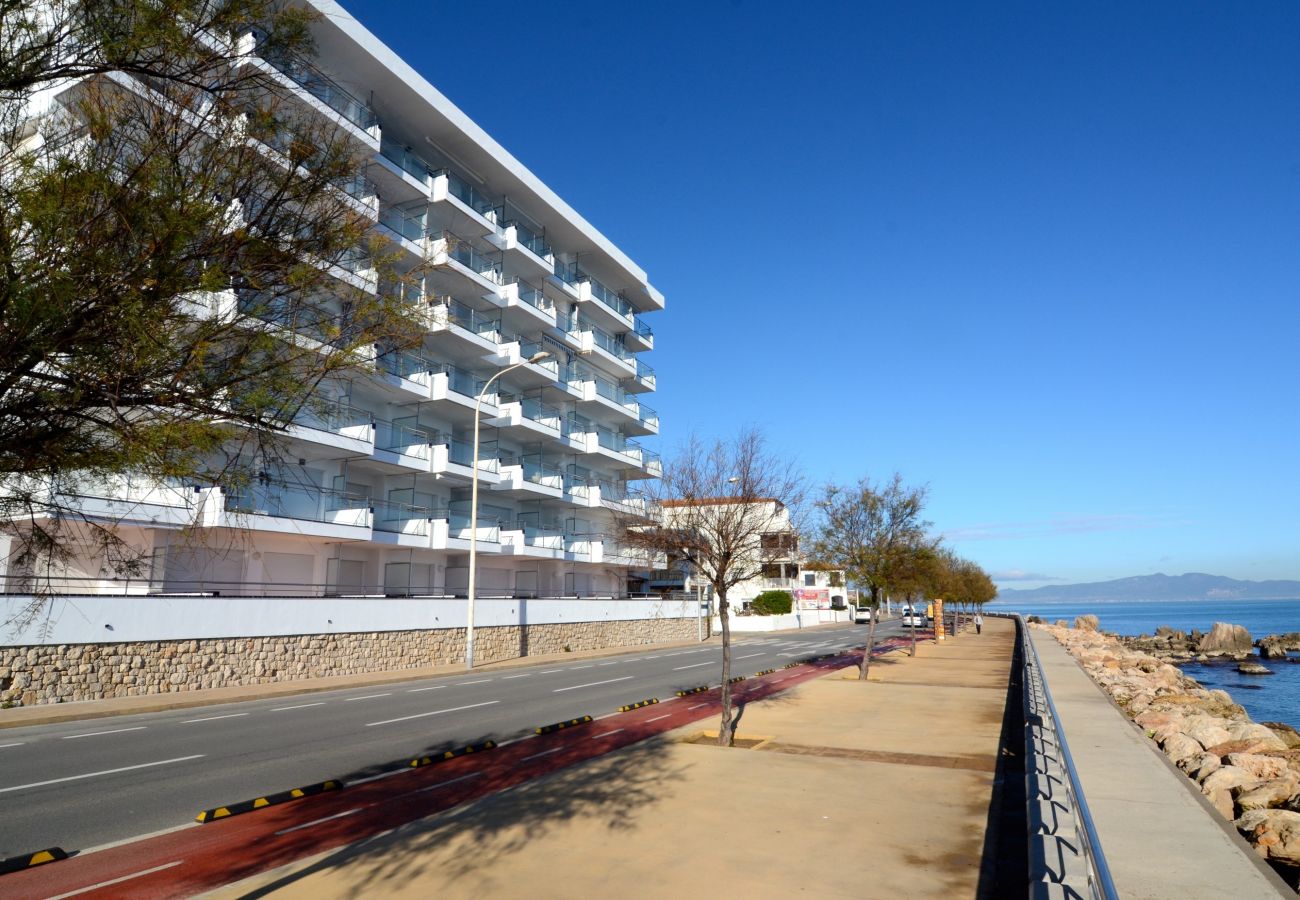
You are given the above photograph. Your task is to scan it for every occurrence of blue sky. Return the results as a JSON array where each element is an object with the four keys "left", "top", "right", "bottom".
[{"left": 342, "top": 0, "right": 1300, "bottom": 589}]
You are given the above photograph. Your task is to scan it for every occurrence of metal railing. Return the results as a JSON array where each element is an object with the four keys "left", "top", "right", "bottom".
[{"left": 1019, "top": 615, "right": 1118, "bottom": 900}]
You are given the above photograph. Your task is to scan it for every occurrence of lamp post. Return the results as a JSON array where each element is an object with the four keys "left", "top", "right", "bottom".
[{"left": 466, "top": 350, "right": 551, "bottom": 670}]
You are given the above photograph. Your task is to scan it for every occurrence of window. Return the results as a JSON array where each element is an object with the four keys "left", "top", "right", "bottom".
[{"left": 803, "top": 574, "right": 816, "bottom": 587}]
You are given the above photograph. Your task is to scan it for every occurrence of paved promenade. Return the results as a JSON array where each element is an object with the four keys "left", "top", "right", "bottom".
[
  {"left": 1029, "top": 628, "right": 1292, "bottom": 899},
  {"left": 208, "top": 619, "right": 1018, "bottom": 900}
]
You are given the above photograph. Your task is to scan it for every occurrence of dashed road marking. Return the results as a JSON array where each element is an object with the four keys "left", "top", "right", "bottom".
[
  {"left": 366, "top": 700, "right": 500, "bottom": 727},
  {"left": 416, "top": 772, "right": 483, "bottom": 793},
  {"left": 274, "top": 808, "right": 361, "bottom": 835},
  {"left": 182, "top": 713, "right": 248, "bottom": 724},
  {"left": 0, "top": 755, "right": 204, "bottom": 794},
  {"left": 408, "top": 686, "right": 445, "bottom": 693},
  {"left": 344, "top": 693, "right": 392, "bottom": 702},
  {"left": 673, "top": 662, "right": 711, "bottom": 670},
  {"left": 272, "top": 702, "right": 325, "bottom": 711},
  {"left": 687, "top": 703, "right": 708, "bottom": 710},
  {"left": 553, "top": 676, "right": 634, "bottom": 693},
  {"left": 458, "top": 679, "right": 491, "bottom": 686},
  {"left": 646, "top": 714, "right": 672, "bottom": 723},
  {"left": 62, "top": 726, "right": 147, "bottom": 740},
  {"left": 592, "top": 729, "right": 624, "bottom": 739},
  {"left": 502, "top": 674, "right": 532, "bottom": 680},
  {"left": 523, "top": 747, "right": 563, "bottom": 761}
]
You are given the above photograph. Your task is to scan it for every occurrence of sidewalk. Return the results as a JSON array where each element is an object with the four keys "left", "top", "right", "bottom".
[
  {"left": 206, "top": 619, "right": 1017, "bottom": 900},
  {"left": 1029, "top": 628, "right": 1291, "bottom": 898}
]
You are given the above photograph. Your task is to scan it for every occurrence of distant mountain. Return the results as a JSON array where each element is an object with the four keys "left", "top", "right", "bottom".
[{"left": 996, "top": 573, "right": 1300, "bottom": 603}]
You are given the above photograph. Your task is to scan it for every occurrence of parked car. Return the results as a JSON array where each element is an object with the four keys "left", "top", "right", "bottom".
[
  {"left": 854, "top": 605, "right": 872, "bottom": 624},
  {"left": 900, "top": 607, "right": 925, "bottom": 628}
]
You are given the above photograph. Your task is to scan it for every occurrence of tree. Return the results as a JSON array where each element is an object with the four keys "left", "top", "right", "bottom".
[
  {"left": 620, "top": 429, "right": 804, "bottom": 746},
  {"left": 813, "top": 474, "right": 931, "bottom": 680},
  {"left": 1, "top": 1, "right": 423, "bottom": 603}
]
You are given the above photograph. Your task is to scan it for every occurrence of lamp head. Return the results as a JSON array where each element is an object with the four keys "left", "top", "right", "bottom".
[{"left": 528, "top": 351, "right": 552, "bottom": 363}]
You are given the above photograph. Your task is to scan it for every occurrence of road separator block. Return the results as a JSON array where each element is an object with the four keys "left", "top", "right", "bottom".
[
  {"left": 535, "top": 716, "right": 593, "bottom": 735},
  {"left": 618, "top": 698, "right": 659, "bottom": 712},
  {"left": 0, "top": 847, "right": 68, "bottom": 876},
  {"left": 675, "top": 685, "right": 709, "bottom": 697},
  {"left": 409, "top": 739, "right": 498, "bottom": 768},
  {"left": 196, "top": 780, "right": 343, "bottom": 823}
]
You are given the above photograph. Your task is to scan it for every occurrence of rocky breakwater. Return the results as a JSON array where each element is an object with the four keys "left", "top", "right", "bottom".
[{"left": 1039, "top": 622, "right": 1300, "bottom": 892}]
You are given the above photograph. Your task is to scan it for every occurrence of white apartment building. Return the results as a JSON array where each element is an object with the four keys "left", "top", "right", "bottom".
[{"left": 5, "top": 1, "right": 662, "bottom": 600}]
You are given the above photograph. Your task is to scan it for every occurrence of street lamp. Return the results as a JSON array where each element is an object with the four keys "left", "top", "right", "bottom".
[{"left": 465, "top": 350, "right": 551, "bottom": 670}]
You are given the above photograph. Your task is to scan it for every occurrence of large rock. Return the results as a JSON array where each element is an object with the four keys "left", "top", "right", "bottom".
[
  {"left": 1263, "top": 722, "right": 1300, "bottom": 751},
  {"left": 1074, "top": 614, "right": 1099, "bottom": 631},
  {"left": 1235, "top": 775, "right": 1300, "bottom": 812},
  {"left": 1202, "top": 765, "right": 1258, "bottom": 796},
  {"left": 1161, "top": 733, "right": 1205, "bottom": 764},
  {"left": 1258, "top": 637, "right": 1290, "bottom": 660},
  {"left": 1237, "top": 662, "right": 1274, "bottom": 675},
  {"left": 1198, "top": 622, "right": 1252, "bottom": 655},
  {"left": 1237, "top": 809, "right": 1300, "bottom": 867},
  {"left": 1227, "top": 723, "right": 1290, "bottom": 752},
  {"left": 1227, "top": 753, "right": 1292, "bottom": 781},
  {"left": 1185, "top": 721, "right": 1234, "bottom": 749}
]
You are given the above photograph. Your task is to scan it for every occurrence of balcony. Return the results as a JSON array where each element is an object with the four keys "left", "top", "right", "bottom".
[
  {"left": 202, "top": 482, "right": 372, "bottom": 539},
  {"left": 430, "top": 436, "right": 501, "bottom": 483},
  {"left": 625, "top": 358, "right": 656, "bottom": 394},
  {"left": 428, "top": 365, "right": 498, "bottom": 419},
  {"left": 501, "top": 523, "right": 565, "bottom": 557},
  {"left": 487, "top": 396, "right": 563, "bottom": 438},
  {"left": 563, "top": 315, "right": 636, "bottom": 375},
  {"left": 430, "top": 509, "right": 501, "bottom": 551},
  {"left": 430, "top": 169, "right": 498, "bottom": 235},
  {"left": 498, "top": 279, "right": 556, "bottom": 329},
  {"left": 373, "top": 419, "right": 433, "bottom": 471},
  {"left": 371, "top": 498, "right": 433, "bottom": 546},
  {"left": 256, "top": 45, "right": 380, "bottom": 143},
  {"left": 575, "top": 273, "right": 634, "bottom": 331},
  {"left": 375, "top": 349, "right": 436, "bottom": 398},
  {"left": 377, "top": 205, "right": 425, "bottom": 251},
  {"left": 625, "top": 314, "right": 654, "bottom": 352},
  {"left": 285, "top": 401, "right": 374, "bottom": 454},
  {"left": 493, "top": 454, "right": 564, "bottom": 498},
  {"left": 429, "top": 232, "right": 505, "bottom": 295},
  {"left": 39, "top": 476, "right": 198, "bottom": 528},
  {"left": 487, "top": 337, "right": 559, "bottom": 386},
  {"left": 425, "top": 297, "right": 503, "bottom": 351},
  {"left": 491, "top": 219, "right": 554, "bottom": 278}
]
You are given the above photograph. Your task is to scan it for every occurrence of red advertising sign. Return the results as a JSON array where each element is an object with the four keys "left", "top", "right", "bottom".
[{"left": 794, "top": 588, "right": 830, "bottom": 610}]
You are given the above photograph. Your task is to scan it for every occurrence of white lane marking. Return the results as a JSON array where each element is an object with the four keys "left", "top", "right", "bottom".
[
  {"left": 272, "top": 702, "right": 325, "bottom": 711},
  {"left": 523, "top": 747, "right": 563, "bottom": 761},
  {"left": 344, "top": 693, "right": 392, "bottom": 702},
  {"left": 592, "top": 729, "right": 625, "bottom": 739},
  {"left": 183, "top": 713, "right": 248, "bottom": 724},
  {"left": 540, "top": 668, "right": 565, "bottom": 674},
  {"left": 416, "top": 772, "right": 482, "bottom": 793},
  {"left": 502, "top": 674, "right": 532, "bottom": 680},
  {"left": 657, "top": 697, "right": 678, "bottom": 704},
  {"left": 735, "top": 653, "right": 764, "bottom": 660},
  {"left": 274, "top": 807, "right": 362, "bottom": 835},
  {"left": 46, "top": 860, "right": 184, "bottom": 899},
  {"left": 350, "top": 769, "right": 410, "bottom": 787},
  {"left": 646, "top": 714, "right": 672, "bottom": 723},
  {"left": 673, "top": 662, "right": 711, "bottom": 671},
  {"left": 80, "top": 821, "right": 197, "bottom": 855},
  {"left": 366, "top": 700, "right": 499, "bottom": 727},
  {"left": 598, "top": 661, "right": 621, "bottom": 666},
  {"left": 62, "top": 726, "right": 148, "bottom": 740},
  {"left": 553, "top": 676, "right": 634, "bottom": 693},
  {"left": 408, "top": 686, "right": 445, "bottom": 693},
  {"left": 0, "top": 755, "right": 204, "bottom": 795},
  {"left": 570, "top": 665, "right": 594, "bottom": 670},
  {"left": 687, "top": 703, "right": 708, "bottom": 710},
  {"left": 645, "top": 655, "right": 661, "bottom": 659},
  {"left": 778, "top": 651, "right": 801, "bottom": 657},
  {"left": 458, "top": 679, "right": 492, "bottom": 685},
  {"left": 0, "top": 742, "right": 25, "bottom": 749},
  {"left": 497, "top": 734, "right": 538, "bottom": 748}
]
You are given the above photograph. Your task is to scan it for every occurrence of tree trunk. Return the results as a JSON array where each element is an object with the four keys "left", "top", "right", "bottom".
[
  {"left": 859, "top": 586, "right": 879, "bottom": 681},
  {"left": 717, "top": 591, "right": 734, "bottom": 746},
  {"left": 908, "top": 591, "right": 917, "bottom": 657}
]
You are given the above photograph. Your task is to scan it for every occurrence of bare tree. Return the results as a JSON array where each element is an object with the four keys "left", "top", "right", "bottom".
[
  {"left": 812, "top": 473, "right": 931, "bottom": 680},
  {"left": 620, "top": 428, "right": 804, "bottom": 746}
]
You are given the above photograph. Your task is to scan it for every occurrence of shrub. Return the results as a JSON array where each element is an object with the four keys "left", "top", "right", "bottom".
[{"left": 751, "top": 591, "right": 793, "bottom": 616}]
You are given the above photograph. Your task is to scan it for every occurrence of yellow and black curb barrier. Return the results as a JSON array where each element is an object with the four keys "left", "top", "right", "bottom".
[
  {"left": 196, "top": 780, "right": 342, "bottom": 823},
  {"left": 675, "top": 685, "right": 709, "bottom": 697},
  {"left": 783, "top": 661, "right": 801, "bottom": 669},
  {"left": 536, "top": 716, "right": 593, "bottom": 735},
  {"left": 618, "top": 698, "right": 659, "bottom": 712},
  {"left": 0, "top": 847, "right": 68, "bottom": 876},
  {"left": 409, "top": 739, "right": 498, "bottom": 768},
  {"left": 728, "top": 676, "right": 746, "bottom": 684},
  {"left": 755, "top": 668, "right": 776, "bottom": 676}
]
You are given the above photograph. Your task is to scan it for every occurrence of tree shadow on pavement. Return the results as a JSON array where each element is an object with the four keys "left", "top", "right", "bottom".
[{"left": 235, "top": 736, "right": 685, "bottom": 898}]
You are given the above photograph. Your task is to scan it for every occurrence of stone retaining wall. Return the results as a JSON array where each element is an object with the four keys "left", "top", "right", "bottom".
[{"left": 0, "top": 617, "right": 697, "bottom": 707}]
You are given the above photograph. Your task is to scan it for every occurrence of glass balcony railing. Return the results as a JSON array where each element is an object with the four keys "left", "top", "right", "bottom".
[
  {"left": 433, "top": 364, "right": 496, "bottom": 404},
  {"left": 431, "top": 298, "right": 501, "bottom": 342},
  {"left": 516, "top": 340, "right": 560, "bottom": 375},
  {"left": 374, "top": 420, "right": 433, "bottom": 459},
  {"left": 295, "top": 401, "right": 371, "bottom": 435},
  {"left": 513, "top": 280, "right": 555, "bottom": 314},
  {"left": 441, "top": 169, "right": 498, "bottom": 219},
  {"left": 379, "top": 206, "right": 424, "bottom": 242},
  {"left": 501, "top": 454, "right": 563, "bottom": 490},
  {"left": 224, "top": 480, "right": 369, "bottom": 523},
  {"left": 553, "top": 259, "right": 580, "bottom": 286},
  {"left": 638, "top": 404, "right": 659, "bottom": 429},
  {"left": 261, "top": 50, "right": 377, "bottom": 132},
  {"left": 564, "top": 413, "right": 592, "bottom": 438},
  {"left": 372, "top": 499, "right": 432, "bottom": 535},
  {"left": 379, "top": 139, "right": 435, "bottom": 184},
  {"left": 591, "top": 325, "right": 632, "bottom": 361},
  {"left": 440, "top": 437, "right": 500, "bottom": 474},
  {"left": 633, "top": 315, "right": 653, "bottom": 339},
  {"left": 592, "top": 375, "right": 639, "bottom": 412},
  {"left": 442, "top": 234, "right": 503, "bottom": 284},
  {"left": 585, "top": 276, "right": 634, "bottom": 320},
  {"left": 377, "top": 349, "right": 434, "bottom": 380},
  {"left": 517, "top": 397, "right": 561, "bottom": 430},
  {"left": 635, "top": 359, "right": 655, "bottom": 383},
  {"left": 508, "top": 219, "right": 552, "bottom": 261}
]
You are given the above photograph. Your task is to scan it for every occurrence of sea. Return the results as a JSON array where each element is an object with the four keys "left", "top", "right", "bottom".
[{"left": 989, "top": 597, "right": 1300, "bottom": 731}]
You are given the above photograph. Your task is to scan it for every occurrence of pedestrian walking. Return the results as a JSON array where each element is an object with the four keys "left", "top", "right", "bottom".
[{"left": 974, "top": 613, "right": 983, "bottom": 635}]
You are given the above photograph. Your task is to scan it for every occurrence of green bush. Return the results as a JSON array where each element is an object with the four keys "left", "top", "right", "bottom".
[{"left": 751, "top": 591, "right": 793, "bottom": 616}]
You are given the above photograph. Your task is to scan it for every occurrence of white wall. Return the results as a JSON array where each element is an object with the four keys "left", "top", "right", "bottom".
[
  {"left": 712, "top": 608, "right": 852, "bottom": 633},
  {"left": 0, "top": 594, "right": 701, "bottom": 646}
]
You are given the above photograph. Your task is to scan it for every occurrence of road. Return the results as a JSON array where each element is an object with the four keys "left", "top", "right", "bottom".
[{"left": 0, "top": 620, "right": 905, "bottom": 858}]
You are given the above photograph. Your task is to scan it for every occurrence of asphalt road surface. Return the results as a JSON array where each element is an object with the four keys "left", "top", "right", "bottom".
[{"left": 0, "top": 621, "right": 905, "bottom": 857}]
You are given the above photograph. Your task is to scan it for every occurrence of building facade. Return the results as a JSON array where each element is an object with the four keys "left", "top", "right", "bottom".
[{"left": 4, "top": 1, "right": 661, "bottom": 600}]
